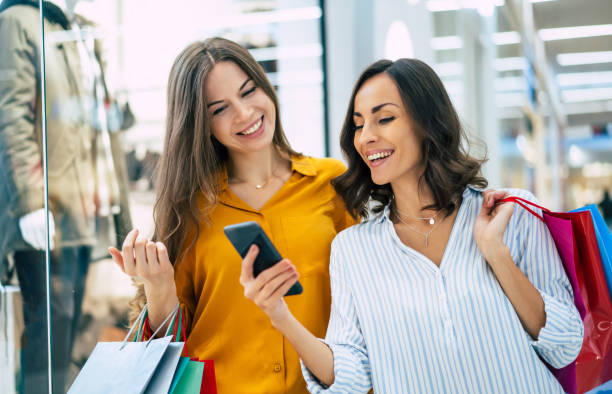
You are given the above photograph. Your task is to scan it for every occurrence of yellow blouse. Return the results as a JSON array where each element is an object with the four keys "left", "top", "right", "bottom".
[{"left": 174, "top": 156, "right": 355, "bottom": 394}]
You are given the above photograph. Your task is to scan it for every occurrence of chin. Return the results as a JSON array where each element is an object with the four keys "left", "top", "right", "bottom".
[{"left": 369, "top": 171, "right": 391, "bottom": 186}]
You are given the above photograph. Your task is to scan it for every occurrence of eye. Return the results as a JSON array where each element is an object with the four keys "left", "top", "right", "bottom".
[
  {"left": 379, "top": 116, "right": 395, "bottom": 124},
  {"left": 353, "top": 124, "right": 364, "bottom": 131},
  {"left": 212, "top": 106, "right": 227, "bottom": 116},
  {"left": 242, "top": 86, "right": 256, "bottom": 97}
]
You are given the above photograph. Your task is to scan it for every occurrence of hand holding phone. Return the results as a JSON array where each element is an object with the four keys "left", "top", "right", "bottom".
[{"left": 224, "top": 221, "right": 303, "bottom": 296}]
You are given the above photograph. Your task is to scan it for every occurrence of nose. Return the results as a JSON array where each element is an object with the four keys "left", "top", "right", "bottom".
[
  {"left": 357, "top": 123, "right": 377, "bottom": 146},
  {"left": 234, "top": 101, "right": 253, "bottom": 123}
]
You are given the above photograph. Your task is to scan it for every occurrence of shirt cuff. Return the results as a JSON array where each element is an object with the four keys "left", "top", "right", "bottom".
[
  {"left": 531, "top": 290, "right": 584, "bottom": 368},
  {"left": 301, "top": 339, "right": 371, "bottom": 394}
]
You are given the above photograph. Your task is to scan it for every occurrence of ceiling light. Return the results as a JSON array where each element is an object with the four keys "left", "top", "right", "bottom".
[
  {"left": 433, "top": 62, "right": 463, "bottom": 77},
  {"left": 495, "top": 76, "right": 525, "bottom": 92},
  {"left": 200, "top": 7, "right": 321, "bottom": 30},
  {"left": 557, "top": 51, "right": 612, "bottom": 66},
  {"left": 562, "top": 87, "right": 612, "bottom": 103},
  {"left": 249, "top": 44, "right": 322, "bottom": 62},
  {"left": 491, "top": 31, "right": 521, "bottom": 45},
  {"left": 495, "top": 57, "right": 525, "bottom": 72},
  {"left": 426, "top": 0, "right": 503, "bottom": 13},
  {"left": 431, "top": 36, "right": 463, "bottom": 50},
  {"left": 539, "top": 24, "right": 612, "bottom": 41},
  {"left": 557, "top": 71, "right": 612, "bottom": 87}
]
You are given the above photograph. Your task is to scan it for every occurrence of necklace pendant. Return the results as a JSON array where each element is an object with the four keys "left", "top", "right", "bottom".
[
  {"left": 255, "top": 184, "right": 263, "bottom": 189},
  {"left": 429, "top": 218, "right": 435, "bottom": 225}
]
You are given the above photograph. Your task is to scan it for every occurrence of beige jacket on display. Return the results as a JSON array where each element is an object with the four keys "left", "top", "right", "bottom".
[{"left": 0, "top": 4, "right": 132, "bottom": 260}]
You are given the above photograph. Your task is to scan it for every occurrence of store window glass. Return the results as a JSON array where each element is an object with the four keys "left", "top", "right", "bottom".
[
  {"left": 0, "top": 1, "right": 52, "bottom": 393},
  {"left": 37, "top": 0, "right": 327, "bottom": 391}
]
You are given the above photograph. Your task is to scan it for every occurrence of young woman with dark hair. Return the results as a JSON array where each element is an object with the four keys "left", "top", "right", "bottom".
[
  {"left": 107, "top": 37, "right": 355, "bottom": 393},
  {"left": 242, "top": 58, "right": 583, "bottom": 393}
]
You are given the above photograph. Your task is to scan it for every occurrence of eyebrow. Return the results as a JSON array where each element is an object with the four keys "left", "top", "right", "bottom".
[
  {"left": 207, "top": 78, "right": 253, "bottom": 108},
  {"left": 353, "top": 102, "right": 399, "bottom": 117}
]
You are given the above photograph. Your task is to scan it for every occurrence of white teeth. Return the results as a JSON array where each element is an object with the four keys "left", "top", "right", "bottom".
[
  {"left": 367, "top": 151, "right": 392, "bottom": 161},
  {"left": 240, "top": 118, "right": 262, "bottom": 135}
]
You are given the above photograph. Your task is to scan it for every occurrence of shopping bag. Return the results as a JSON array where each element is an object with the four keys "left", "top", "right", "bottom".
[
  {"left": 503, "top": 197, "right": 612, "bottom": 393},
  {"left": 572, "top": 205, "right": 612, "bottom": 302},
  {"left": 169, "top": 358, "right": 205, "bottom": 393},
  {"left": 585, "top": 378, "right": 612, "bottom": 394},
  {"left": 572, "top": 204, "right": 612, "bottom": 385},
  {"left": 0, "top": 284, "right": 23, "bottom": 394},
  {"left": 68, "top": 304, "right": 183, "bottom": 394},
  {"left": 161, "top": 306, "right": 217, "bottom": 394}
]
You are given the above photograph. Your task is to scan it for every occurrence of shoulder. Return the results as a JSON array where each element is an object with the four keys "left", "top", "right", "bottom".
[
  {"left": 308, "top": 156, "right": 347, "bottom": 178},
  {"left": 465, "top": 185, "right": 538, "bottom": 203},
  {"left": 332, "top": 213, "right": 383, "bottom": 249},
  {"left": 0, "top": 5, "right": 39, "bottom": 26}
]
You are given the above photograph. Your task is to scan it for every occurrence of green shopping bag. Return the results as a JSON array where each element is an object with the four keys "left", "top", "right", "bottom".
[
  {"left": 164, "top": 307, "right": 218, "bottom": 394},
  {"left": 169, "top": 358, "right": 204, "bottom": 393}
]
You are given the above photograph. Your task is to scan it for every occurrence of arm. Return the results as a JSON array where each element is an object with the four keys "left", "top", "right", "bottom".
[
  {"left": 239, "top": 245, "right": 335, "bottom": 385},
  {"left": 474, "top": 191, "right": 583, "bottom": 368},
  {"left": 241, "top": 242, "right": 372, "bottom": 392},
  {"left": 0, "top": 11, "right": 44, "bottom": 218}
]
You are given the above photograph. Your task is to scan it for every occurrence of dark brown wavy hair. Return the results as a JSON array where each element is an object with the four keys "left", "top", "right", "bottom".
[
  {"left": 130, "top": 37, "right": 298, "bottom": 318},
  {"left": 332, "top": 58, "right": 487, "bottom": 220}
]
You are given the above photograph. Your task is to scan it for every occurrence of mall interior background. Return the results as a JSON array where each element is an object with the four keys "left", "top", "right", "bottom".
[{"left": 0, "top": 0, "right": 611, "bottom": 392}]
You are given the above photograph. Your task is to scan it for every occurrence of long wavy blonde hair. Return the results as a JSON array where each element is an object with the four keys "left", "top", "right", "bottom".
[{"left": 130, "top": 37, "right": 298, "bottom": 321}]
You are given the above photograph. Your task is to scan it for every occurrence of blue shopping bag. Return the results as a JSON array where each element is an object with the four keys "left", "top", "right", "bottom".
[{"left": 586, "top": 378, "right": 612, "bottom": 393}]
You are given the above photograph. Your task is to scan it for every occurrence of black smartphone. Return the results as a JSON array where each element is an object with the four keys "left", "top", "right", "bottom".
[{"left": 223, "top": 221, "right": 303, "bottom": 296}]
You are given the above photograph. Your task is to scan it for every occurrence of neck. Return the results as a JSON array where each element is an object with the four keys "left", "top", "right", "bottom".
[
  {"left": 391, "top": 174, "right": 436, "bottom": 218},
  {"left": 227, "top": 146, "right": 287, "bottom": 185}
]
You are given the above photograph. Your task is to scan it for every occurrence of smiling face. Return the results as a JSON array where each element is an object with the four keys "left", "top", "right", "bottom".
[
  {"left": 352, "top": 72, "right": 423, "bottom": 186},
  {"left": 205, "top": 61, "right": 276, "bottom": 155}
]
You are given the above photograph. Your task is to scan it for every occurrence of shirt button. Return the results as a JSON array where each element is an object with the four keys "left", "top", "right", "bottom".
[{"left": 273, "top": 363, "right": 282, "bottom": 373}]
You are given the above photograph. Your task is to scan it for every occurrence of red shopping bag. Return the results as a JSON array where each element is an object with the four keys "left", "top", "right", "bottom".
[{"left": 503, "top": 197, "right": 612, "bottom": 393}]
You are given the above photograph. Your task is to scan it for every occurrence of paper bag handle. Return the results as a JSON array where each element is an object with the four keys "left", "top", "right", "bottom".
[{"left": 500, "top": 196, "right": 548, "bottom": 222}]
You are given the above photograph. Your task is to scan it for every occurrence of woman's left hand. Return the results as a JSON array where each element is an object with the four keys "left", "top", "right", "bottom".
[{"left": 474, "top": 189, "right": 514, "bottom": 263}]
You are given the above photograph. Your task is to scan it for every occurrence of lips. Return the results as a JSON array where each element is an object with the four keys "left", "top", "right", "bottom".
[
  {"left": 237, "top": 116, "right": 264, "bottom": 136},
  {"left": 365, "top": 149, "right": 394, "bottom": 167}
]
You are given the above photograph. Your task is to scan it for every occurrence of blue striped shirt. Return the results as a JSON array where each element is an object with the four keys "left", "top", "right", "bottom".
[{"left": 302, "top": 186, "right": 583, "bottom": 393}]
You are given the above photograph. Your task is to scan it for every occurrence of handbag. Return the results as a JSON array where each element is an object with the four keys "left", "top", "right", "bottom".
[
  {"left": 68, "top": 304, "right": 184, "bottom": 394},
  {"left": 503, "top": 196, "right": 612, "bottom": 393}
]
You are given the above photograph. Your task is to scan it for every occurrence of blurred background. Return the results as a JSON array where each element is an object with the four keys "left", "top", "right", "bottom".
[{"left": 0, "top": 0, "right": 610, "bottom": 392}]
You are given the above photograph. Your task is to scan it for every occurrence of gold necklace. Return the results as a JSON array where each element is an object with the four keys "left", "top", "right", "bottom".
[
  {"left": 396, "top": 207, "right": 441, "bottom": 225},
  {"left": 229, "top": 165, "right": 280, "bottom": 190},
  {"left": 230, "top": 175, "right": 275, "bottom": 190},
  {"left": 396, "top": 213, "right": 443, "bottom": 248}
]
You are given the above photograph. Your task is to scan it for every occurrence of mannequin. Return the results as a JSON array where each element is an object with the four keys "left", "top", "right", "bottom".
[
  {"left": 16, "top": 0, "right": 98, "bottom": 254},
  {"left": 0, "top": 1, "right": 131, "bottom": 392}
]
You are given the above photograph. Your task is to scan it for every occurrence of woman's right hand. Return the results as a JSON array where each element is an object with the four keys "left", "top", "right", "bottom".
[
  {"left": 108, "top": 228, "right": 175, "bottom": 291},
  {"left": 240, "top": 244, "right": 300, "bottom": 326}
]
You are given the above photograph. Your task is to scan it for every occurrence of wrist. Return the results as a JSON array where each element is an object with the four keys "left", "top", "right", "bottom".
[
  {"left": 482, "top": 244, "right": 511, "bottom": 267},
  {"left": 144, "top": 280, "right": 177, "bottom": 306},
  {"left": 270, "top": 309, "right": 295, "bottom": 331}
]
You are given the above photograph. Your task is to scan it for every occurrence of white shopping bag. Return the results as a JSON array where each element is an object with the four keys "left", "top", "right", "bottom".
[{"left": 68, "top": 304, "right": 183, "bottom": 394}]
